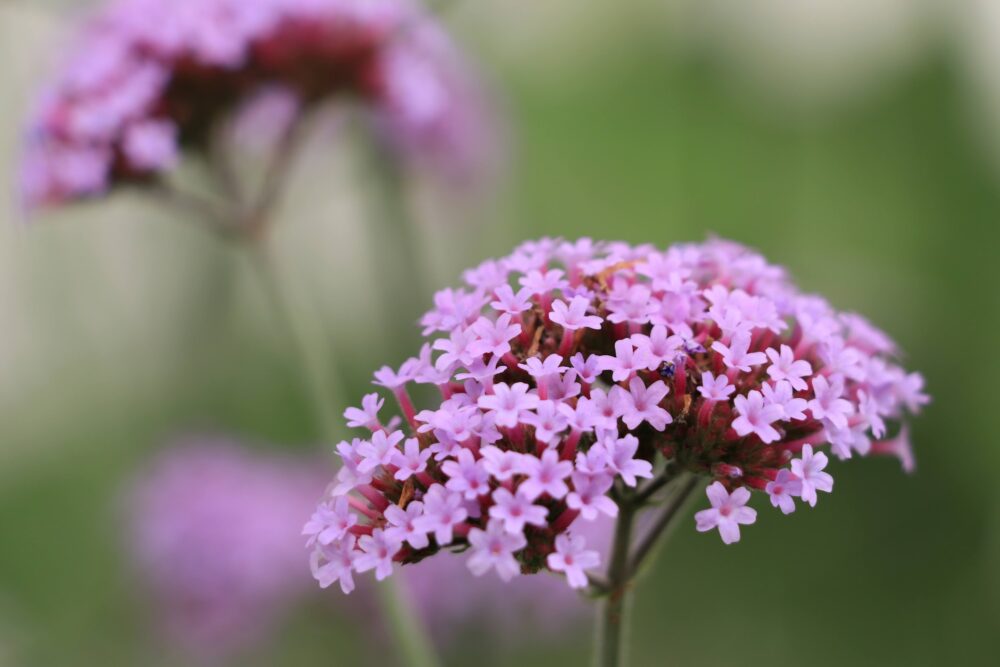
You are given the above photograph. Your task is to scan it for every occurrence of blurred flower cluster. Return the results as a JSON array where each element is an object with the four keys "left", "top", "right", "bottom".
[
  {"left": 21, "top": 0, "right": 493, "bottom": 209},
  {"left": 128, "top": 436, "right": 601, "bottom": 658},
  {"left": 128, "top": 437, "right": 327, "bottom": 656},
  {"left": 305, "top": 236, "right": 928, "bottom": 592}
]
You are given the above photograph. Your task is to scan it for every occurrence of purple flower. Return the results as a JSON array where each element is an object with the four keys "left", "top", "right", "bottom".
[
  {"left": 312, "top": 536, "right": 359, "bottom": 594},
  {"left": 790, "top": 445, "right": 834, "bottom": 507},
  {"left": 594, "top": 434, "right": 653, "bottom": 487},
  {"left": 518, "top": 449, "right": 573, "bottom": 501},
  {"left": 569, "top": 352, "right": 602, "bottom": 384},
  {"left": 550, "top": 296, "right": 603, "bottom": 331},
  {"left": 303, "top": 497, "right": 357, "bottom": 547},
  {"left": 712, "top": 331, "right": 768, "bottom": 372},
  {"left": 762, "top": 380, "right": 809, "bottom": 421},
  {"left": 765, "top": 470, "right": 803, "bottom": 515},
  {"left": 344, "top": 393, "right": 385, "bottom": 430},
  {"left": 355, "top": 529, "right": 403, "bottom": 581},
  {"left": 357, "top": 430, "right": 405, "bottom": 473},
  {"left": 695, "top": 482, "right": 757, "bottom": 544},
  {"left": 766, "top": 345, "right": 813, "bottom": 391},
  {"left": 732, "top": 390, "right": 783, "bottom": 443},
  {"left": 441, "top": 449, "right": 491, "bottom": 500},
  {"left": 468, "top": 314, "right": 521, "bottom": 358},
  {"left": 546, "top": 534, "right": 601, "bottom": 589},
  {"left": 466, "top": 520, "right": 527, "bottom": 581},
  {"left": 521, "top": 400, "right": 570, "bottom": 445},
  {"left": 23, "top": 0, "right": 496, "bottom": 208},
  {"left": 415, "top": 485, "right": 469, "bottom": 545},
  {"left": 489, "top": 488, "right": 549, "bottom": 534},
  {"left": 491, "top": 285, "right": 534, "bottom": 315},
  {"left": 808, "top": 374, "right": 855, "bottom": 430},
  {"left": 614, "top": 376, "right": 672, "bottom": 431},
  {"left": 391, "top": 437, "right": 432, "bottom": 481},
  {"left": 698, "top": 371, "right": 736, "bottom": 402},
  {"left": 566, "top": 471, "right": 618, "bottom": 521},
  {"left": 385, "top": 501, "right": 430, "bottom": 550},
  {"left": 477, "top": 382, "right": 540, "bottom": 428},
  {"left": 308, "top": 237, "right": 927, "bottom": 593},
  {"left": 600, "top": 339, "right": 651, "bottom": 382},
  {"left": 129, "top": 438, "right": 326, "bottom": 655}
]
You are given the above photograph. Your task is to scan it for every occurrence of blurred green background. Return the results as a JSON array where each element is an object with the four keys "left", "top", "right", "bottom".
[{"left": 1, "top": 1, "right": 998, "bottom": 665}]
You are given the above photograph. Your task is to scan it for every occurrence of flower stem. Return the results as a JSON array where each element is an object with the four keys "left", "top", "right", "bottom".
[
  {"left": 357, "top": 122, "right": 428, "bottom": 356},
  {"left": 597, "top": 496, "right": 637, "bottom": 667},
  {"left": 247, "top": 244, "right": 347, "bottom": 438},
  {"left": 154, "top": 125, "right": 443, "bottom": 667},
  {"left": 376, "top": 573, "right": 441, "bottom": 667},
  {"left": 595, "top": 475, "right": 701, "bottom": 667},
  {"left": 628, "top": 475, "right": 700, "bottom": 577}
]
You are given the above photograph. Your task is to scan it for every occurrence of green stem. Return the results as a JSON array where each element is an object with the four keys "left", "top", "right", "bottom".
[
  {"left": 628, "top": 475, "right": 700, "bottom": 576},
  {"left": 247, "top": 244, "right": 347, "bottom": 439},
  {"left": 154, "top": 124, "right": 443, "bottom": 667},
  {"left": 376, "top": 573, "right": 441, "bottom": 667},
  {"left": 358, "top": 125, "right": 428, "bottom": 356},
  {"left": 595, "top": 475, "right": 701, "bottom": 667},
  {"left": 598, "top": 496, "right": 637, "bottom": 667}
]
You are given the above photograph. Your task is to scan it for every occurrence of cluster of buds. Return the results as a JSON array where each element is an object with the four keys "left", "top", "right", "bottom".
[
  {"left": 305, "top": 237, "right": 928, "bottom": 592},
  {"left": 21, "top": 0, "right": 492, "bottom": 208}
]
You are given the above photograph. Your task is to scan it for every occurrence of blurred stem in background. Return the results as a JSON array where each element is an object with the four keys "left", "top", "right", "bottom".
[
  {"left": 356, "top": 114, "right": 429, "bottom": 358},
  {"left": 148, "top": 113, "right": 443, "bottom": 667},
  {"left": 596, "top": 473, "right": 701, "bottom": 667}
]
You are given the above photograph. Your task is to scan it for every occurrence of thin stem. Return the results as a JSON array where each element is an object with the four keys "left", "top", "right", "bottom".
[
  {"left": 597, "top": 495, "right": 637, "bottom": 667},
  {"left": 152, "top": 124, "right": 443, "bottom": 667},
  {"left": 627, "top": 475, "right": 700, "bottom": 577},
  {"left": 375, "top": 574, "right": 440, "bottom": 667},
  {"left": 357, "top": 124, "right": 428, "bottom": 355},
  {"left": 633, "top": 466, "right": 679, "bottom": 506},
  {"left": 246, "top": 244, "right": 347, "bottom": 438},
  {"left": 247, "top": 112, "right": 311, "bottom": 239}
]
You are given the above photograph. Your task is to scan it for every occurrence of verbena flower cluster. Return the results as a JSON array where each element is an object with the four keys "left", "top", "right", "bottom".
[
  {"left": 21, "top": 0, "right": 491, "bottom": 208},
  {"left": 305, "top": 237, "right": 928, "bottom": 592},
  {"left": 130, "top": 438, "right": 326, "bottom": 655}
]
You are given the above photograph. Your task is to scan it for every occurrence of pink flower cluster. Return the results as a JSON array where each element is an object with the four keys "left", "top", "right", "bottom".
[
  {"left": 129, "top": 437, "right": 327, "bottom": 656},
  {"left": 22, "top": 0, "right": 492, "bottom": 207},
  {"left": 305, "top": 237, "right": 928, "bottom": 592}
]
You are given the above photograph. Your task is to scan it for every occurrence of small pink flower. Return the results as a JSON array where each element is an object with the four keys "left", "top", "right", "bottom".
[
  {"left": 790, "top": 445, "right": 834, "bottom": 507},
  {"left": 695, "top": 482, "right": 757, "bottom": 544},
  {"left": 766, "top": 345, "right": 813, "bottom": 391},
  {"left": 391, "top": 438, "right": 432, "bottom": 481},
  {"left": 550, "top": 296, "right": 603, "bottom": 331},
  {"left": 600, "top": 339, "right": 651, "bottom": 383},
  {"left": 344, "top": 393, "right": 385, "bottom": 430},
  {"left": 466, "top": 520, "right": 526, "bottom": 581},
  {"left": 698, "top": 371, "right": 735, "bottom": 402},
  {"left": 384, "top": 501, "right": 430, "bottom": 550},
  {"left": 732, "top": 391, "right": 783, "bottom": 443},
  {"left": 546, "top": 534, "right": 601, "bottom": 589},
  {"left": 355, "top": 529, "right": 402, "bottom": 581},
  {"left": 478, "top": 383, "right": 539, "bottom": 428},
  {"left": 415, "top": 485, "right": 469, "bottom": 545},
  {"left": 517, "top": 449, "right": 573, "bottom": 501},
  {"left": 765, "top": 470, "right": 802, "bottom": 515},
  {"left": 712, "top": 331, "right": 767, "bottom": 372},
  {"left": 808, "top": 374, "right": 854, "bottom": 430},
  {"left": 488, "top": 488, "right": 549, "bottom": 534}
]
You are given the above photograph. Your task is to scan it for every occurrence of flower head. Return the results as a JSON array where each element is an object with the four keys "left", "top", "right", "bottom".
[
  {"left": 22, "top": 0, "right": 495, "bottom": 209},
  {"left": 130, "top": 437, "right": 326, "bottom": 655},
  {"left": 307, "top": 237, "right": 928, "bottom": 589}
]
